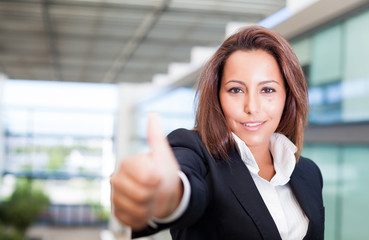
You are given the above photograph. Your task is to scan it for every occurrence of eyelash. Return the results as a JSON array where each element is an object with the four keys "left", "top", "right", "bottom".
[
  {"left": 228, "top": 87, "right": 243, "bottom": 94},
  {"left": 228, "top": 87, "right": 276, "bottom": 94},
  {"left": 261, "top": 87, "right": 276, "bottom": 94}
]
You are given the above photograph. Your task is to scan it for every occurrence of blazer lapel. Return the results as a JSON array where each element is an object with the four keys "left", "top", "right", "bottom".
[
  {"left": 289, "top": 165, "right": 313, "bottom": 239},
  {"left": 219, "top": 149, "right": 282, "bottom": 240}
]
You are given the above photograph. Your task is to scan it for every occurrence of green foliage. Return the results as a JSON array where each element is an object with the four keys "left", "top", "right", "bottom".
[
  {"left": 0, "top": 224, "right": 23, "bottom": 240},
  {"left": 47, "top": 146, "right": 68, "bottom": 170},
  {"left": 94, "top": 204, "right": 110, "bottom": 223},
  {"left": 0, "top": 178, "right": 50, "bottom": 236},
  {"left": 87, "top": 201, "right": 110, "bottom": 223}
]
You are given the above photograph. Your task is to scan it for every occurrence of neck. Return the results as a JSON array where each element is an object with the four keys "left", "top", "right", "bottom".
[
  {"left": 249, "top": 143, "right": 272, "bottom": 166},
  {"left": 249, "top": 143, "right": 275, "bottom": 181}
]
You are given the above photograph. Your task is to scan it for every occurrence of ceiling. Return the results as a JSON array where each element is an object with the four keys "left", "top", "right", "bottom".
[{"left": 0, "top": 0, "right": 285, "bottom": 84}]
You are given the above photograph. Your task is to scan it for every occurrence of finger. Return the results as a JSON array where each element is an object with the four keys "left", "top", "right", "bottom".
[
  {"left": 147, "top": 112, "right": 173, "bottom": 161},
  {"left": 116, "top": 154, "right": 160, "bottom": 187},
  {"left": 114, "top": 208, "right": 150, "bottom": 231},
  {"left": 112, "top": 190, "right": 153, "bottom": 222},
  {"left": 112, "top": 171, "right": 159, "bottom": 204},
  {"left": 147, "top": 112, "right": 166, "bottom": 147},
  {"left": 111, "top": 173, "right": 157, "bottom": 228}
]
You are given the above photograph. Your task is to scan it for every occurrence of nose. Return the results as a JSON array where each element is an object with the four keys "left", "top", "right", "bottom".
[{"left": 244, "top": 92, "right": 259, "bottom": 114}]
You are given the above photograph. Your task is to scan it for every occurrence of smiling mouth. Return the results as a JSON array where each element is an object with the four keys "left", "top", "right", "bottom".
[{"left": 243, "top": 122, "right": 263, "bottom": 127}]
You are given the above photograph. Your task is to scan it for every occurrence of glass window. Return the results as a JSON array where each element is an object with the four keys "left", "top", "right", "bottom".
[
  {"left": 340, "top": 146, "right": 369, "bottom": 239},
  {"left": 291, "top": 8, "right": 369, "bottom": 124},
  {"left": 302, "top": 145, "right": 340, "bottom": 240},
  {"left": 291, "top": 37, "right": 311, "bottom": 67},
  {"left": 291, "top": 37, "right": 312, "bottom": 84},
  {"left": 343, "top": 10, "right": 369, "bottom": 80},
  {"left": 342, "top": 9, "right": 369, "bottom": 122},
  {"left": 310, "top": 24, "right": 342, "bottom": 86},
  {"left": 133, "top": 87, "right": 196, "bottom": 151},
  {"left": 1, "top": 80, "right": 117, "bottom": 218},
  {"left": 303, "top": 144, "right": 369, "bottom": 240}
]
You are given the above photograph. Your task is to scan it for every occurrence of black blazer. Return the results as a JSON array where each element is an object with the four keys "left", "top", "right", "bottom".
[{"left": 133, "top": 129, "right": 324, "bottom": 240}]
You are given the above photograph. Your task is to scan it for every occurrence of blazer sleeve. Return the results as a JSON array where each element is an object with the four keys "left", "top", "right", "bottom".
[{"left": 132, "top": 128, "right": 211, "bottom": 238}]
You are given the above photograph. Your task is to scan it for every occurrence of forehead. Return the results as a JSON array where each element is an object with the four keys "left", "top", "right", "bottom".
[
  {"left": 222, "top": 50, "right": 283, "bottom": 83},
  {"left": 225, "top": 49, "right": 277, "bottom": 66}
]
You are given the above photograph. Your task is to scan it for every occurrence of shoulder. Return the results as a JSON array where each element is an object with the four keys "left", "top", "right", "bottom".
[
  {"left": 168, "top": 128, "right": 200, "bottom": 142},
  {"left": 167, "top": 128, "right": 212, "bottom": 176},
  {"left": 296, "top": 156, "right": 319, "bottom": 169},
  {"left": 167, "top": 128, "right": 206, "bottom": 153},
  {"left": 296, "top": 156, "right": 321, "bottom": 173},
  {"left": 295, "top": 156, "right": 323, "bottom": 188}
]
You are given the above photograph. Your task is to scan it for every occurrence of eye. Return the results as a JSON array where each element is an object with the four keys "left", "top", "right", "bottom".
[
  {"left": 228, "top": 87, "right": 243, "bottom": 94},
  {"left": 261, "top": 87, "right": 275, "bottom": 94}
]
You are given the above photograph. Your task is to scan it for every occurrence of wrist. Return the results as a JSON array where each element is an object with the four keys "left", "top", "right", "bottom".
[
  {"left": 156, "top": 174, "right": 183, "bottom": 218},
  {"left": 152, "top": 171, "right": 190, "bottom": 224}
]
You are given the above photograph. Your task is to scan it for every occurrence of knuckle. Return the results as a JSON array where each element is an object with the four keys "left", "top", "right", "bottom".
[
  {"left": 134, "top": 188, "right": 153, "bottom": 203},
  {"left": 135, "top": 172, "right": 151, "bottom": 186},
  {"left": 111, "top": 194, "right": 119, "bottom": 206},
  {"left": 131, "top": 221, "right": 147, "bottom": 231},
  {"left": 137, "top": 169, "right": 161, "bottom": 186},
  {"left": 114, "top": 206, "right": 149, "bottom": 230},
  {"left": 110, "top": 176, "right": 117, "bottom": 187},
  {"left": 113, "top": 207, "right": 122, "bottom": 218},
  {"left": 134, "top": 206, "right": 149, "bottom": 220}
]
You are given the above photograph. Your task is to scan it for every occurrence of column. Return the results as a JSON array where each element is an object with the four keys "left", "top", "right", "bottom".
[{"left": 0, "top": 73, "right": 7, "bottom": 192}]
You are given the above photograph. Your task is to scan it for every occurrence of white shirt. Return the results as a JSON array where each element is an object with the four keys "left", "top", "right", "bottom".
[
  {"left": 233, "top": 132, "right": 309, "bottom": 240},
  {"left": 152, "top": 133, "right": 309, "bottom": 240}
]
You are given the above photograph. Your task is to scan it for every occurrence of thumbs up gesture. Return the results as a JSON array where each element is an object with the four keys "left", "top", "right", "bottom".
[{"left": 111, "top": 113, "right": 182, "bottom": 230}]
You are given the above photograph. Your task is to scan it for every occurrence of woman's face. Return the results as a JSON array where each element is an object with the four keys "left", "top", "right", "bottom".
[{"left": 219, "top": 50, "right": 286, "bottom": 149}]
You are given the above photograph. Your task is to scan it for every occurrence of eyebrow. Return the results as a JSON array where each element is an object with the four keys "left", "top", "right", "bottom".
[
  {"left": 224, "top": 80, "right": 245, "bottom": 86},
  {"left": 258, "top": 80, "right": 281, "bottom": 86},
  {"left": 224, "top": 80, "right": 281, "bottom": 86}
]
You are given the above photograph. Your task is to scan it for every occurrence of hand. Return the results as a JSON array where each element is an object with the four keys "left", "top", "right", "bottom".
[{"left": 111, "top": 113, "right": 182, "bottom": 230}]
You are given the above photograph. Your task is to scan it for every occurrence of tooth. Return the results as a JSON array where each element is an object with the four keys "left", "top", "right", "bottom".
[{"left": 245, "top": 122, "right": 261, "bottom": 127}]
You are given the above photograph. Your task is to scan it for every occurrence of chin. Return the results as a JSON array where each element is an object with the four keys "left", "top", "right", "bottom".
[{"left": 239, "top": 135, "right": 268, "bottom": 147}]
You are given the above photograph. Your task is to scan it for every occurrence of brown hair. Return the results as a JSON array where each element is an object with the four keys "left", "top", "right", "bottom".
[{"left": 194, "top": 25, "right": 308, "bottom": 161}]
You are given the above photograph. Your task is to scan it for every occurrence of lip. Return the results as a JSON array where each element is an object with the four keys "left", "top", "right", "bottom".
[{"left": 241, "top": 121, "right": 265, "bottom": 131}]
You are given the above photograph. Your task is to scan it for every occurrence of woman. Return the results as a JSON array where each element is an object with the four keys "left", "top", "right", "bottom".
[{"left": 111, "top": 25, "right": 324, "bottom": 240}]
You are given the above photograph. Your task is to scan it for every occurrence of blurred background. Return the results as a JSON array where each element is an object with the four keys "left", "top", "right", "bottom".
[{"left": 1, "top": 0, "right": 369, "bottom": 239}]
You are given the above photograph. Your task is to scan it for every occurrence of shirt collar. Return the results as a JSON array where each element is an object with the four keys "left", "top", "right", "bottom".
[{"left": 232, "top": 132, "right": 297, "bottom": 186}]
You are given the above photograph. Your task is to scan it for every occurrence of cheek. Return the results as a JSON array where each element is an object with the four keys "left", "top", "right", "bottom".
[
  {"left": 220, "top": 96, "right": 243, "bottom": 122},
  {"left": 266, "top": 98, "right": 285, "bottom": 120}
]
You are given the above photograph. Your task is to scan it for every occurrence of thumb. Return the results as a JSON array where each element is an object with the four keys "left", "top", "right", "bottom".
[
  {"left": 147, "top": 112, "right": 173, "bottom": 162},
  {"left": 147, "top": 113, "right": 181, "bottom": 219}
]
